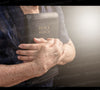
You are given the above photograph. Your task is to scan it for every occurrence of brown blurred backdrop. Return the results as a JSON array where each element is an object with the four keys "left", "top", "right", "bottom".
[{"left": 54, "top": 6, "right": 100, "bottom": 87}]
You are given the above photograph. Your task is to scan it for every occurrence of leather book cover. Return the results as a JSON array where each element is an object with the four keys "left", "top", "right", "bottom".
[
  {"left": 18, "top": 12, "right": 59, "bottom": 84},
  {"left": 23, "top": 12, "right": 59, "bottom": 43}
]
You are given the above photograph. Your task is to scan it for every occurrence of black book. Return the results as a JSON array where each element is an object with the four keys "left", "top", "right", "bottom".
[
  {"left": 19, "top": 12, "right": 59, "bottom": 84},
  {"left": 23, "top": 12, "right": 59, "bottom": 43}
]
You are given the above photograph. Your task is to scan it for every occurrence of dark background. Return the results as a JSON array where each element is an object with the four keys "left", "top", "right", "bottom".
[
  {"left": 54, "top": 6, "right": 100, "bottom": 87},
  {"left": 0, "top": 0, "right": 100, "bottom": 5}
]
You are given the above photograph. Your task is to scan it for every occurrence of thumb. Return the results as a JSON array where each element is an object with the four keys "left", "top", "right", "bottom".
[{"left": 33, "top": 38, "right": 47, "bottom": 43}]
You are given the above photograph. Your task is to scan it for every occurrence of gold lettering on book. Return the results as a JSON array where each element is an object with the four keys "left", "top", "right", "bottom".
[{"left": 39, "top": 26, "right": 50, "bottom": 34}]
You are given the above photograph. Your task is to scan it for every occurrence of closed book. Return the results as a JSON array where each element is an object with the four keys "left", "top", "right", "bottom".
[
  {"left": 19, "top": 12, "right": 59, "bottom": 84},
  {"left": 23, "top": 12, "right": 59, "bottom": 43}
]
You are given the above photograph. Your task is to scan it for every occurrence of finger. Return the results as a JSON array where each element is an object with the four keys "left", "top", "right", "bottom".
[
  {"left": 47, "top": 38, "right": 55, "bottom": 47},
  {"left": 17, "top": 56, "right": 34, "bottom": 61},
  {"left": 47, "top": 38, "right": 52, "bottom": 41},
  {"left": 34, "top": 38, "right": 47, "bottom": 43},
  {"left": 18, "top": 44, "right": 40, "bottom": 50},
  {"left": 16, "top": 50, "right": 37, "bottom": 56},
  {"left": 48, "top": 38, "right": 62, "bottom": 47},
  {"left": 23, "top": 60, "right": 33, "bottom": 63},
  {"left": 54, "top": 39, "right": 63, "bottom": 48}
]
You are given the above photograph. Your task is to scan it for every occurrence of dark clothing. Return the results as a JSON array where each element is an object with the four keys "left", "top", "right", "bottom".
[
  {"left": 0, "top": 6, "right": 69, "bottom": 87},
  {"left": 13, "top": 78, "right": 54, "bottom": 87}
]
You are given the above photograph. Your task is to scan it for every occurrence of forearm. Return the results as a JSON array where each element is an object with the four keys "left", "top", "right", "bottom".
[
  {"left": 58, "top": 40, "right": 76, "bottom": 65},
  {"left": 0, "top": 62, "right": 38, "bottom": 87}
]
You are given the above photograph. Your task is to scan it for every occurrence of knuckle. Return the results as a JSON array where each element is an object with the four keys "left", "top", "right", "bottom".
[
  {"left": 45, "top": 44, "right": 49, "bottom": 48},
  {"left": 34, "top": 46, "right": 37, "bottom": 49},
  {"left": 42, "top": 65, "right": 48, "bottom": 73},
  {"left": 20, "top": 56, "right": 23, "bottom": 60},
  {"left": 57, "top": 50, "right": 61, "bottom": 56},
  {"left": 25, "top": 51, "right": 28, "bottom": 55},
  {"left": 54, "top": 44, "right": 59, "bottom": 50},
  {"left": 32, "top": 45, "right": 37, "bottom": 50},
  {"left": 41, "top": 44, "right": 46, "bottom": 48},
  {"left": 40, "top": 38, "right": 44, "bottom": 40},
  {"left": 47, "top": 38, "right": 51, "bottom": 40},
  {"left": 20, "top": 51, "right": 23, "bottom": 54},
  {"left": 32, "top": 51, "right": 34, "bottom": 55},
  {"left": 18, "top": 50, "right": 21, "bottom": 53},
  {"left": 56, "top": 39, "right": 62, "bottom": 44},
  {"left": 31, "top": 45, "right": 35, "bottom": 49},
  {"left": 37, "top": 45, "right": 41, "bottom": 50},
  {"left": 54, "top": 48, "right": 61, "bottom": 56},
  {"left": 27, "top": 56, "right": 31, "bottom": 60},
  {"left": 55, "top": 39, "right": 59, "bottom": 42}
]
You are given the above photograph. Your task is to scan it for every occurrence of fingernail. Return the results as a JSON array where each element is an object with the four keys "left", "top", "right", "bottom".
[
  {"left": 34, "top": 38, "right": 40, "bottom": 41},
  {"left": 18, "top": 56, "right": 20, "bottom": 59},
  {"left": 16, "top": 51, "right": 19, "bottom": 54}
]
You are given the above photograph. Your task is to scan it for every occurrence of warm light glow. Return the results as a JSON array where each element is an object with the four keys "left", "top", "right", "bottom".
[{"left": 78, "top": 10, "right": 99, "bottom": 31}]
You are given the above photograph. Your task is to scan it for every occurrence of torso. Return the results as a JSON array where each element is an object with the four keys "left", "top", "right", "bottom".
[{"left": 0, "top": 6, "right": 68, "bottom": 86}]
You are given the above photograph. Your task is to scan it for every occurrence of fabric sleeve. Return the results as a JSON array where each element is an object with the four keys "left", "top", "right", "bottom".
[
  {"left": 40, "top": 6, "right": 70, "bottom": 44},
  {"left": 56, "top": 6, "right": 70, "bottom": 44}
]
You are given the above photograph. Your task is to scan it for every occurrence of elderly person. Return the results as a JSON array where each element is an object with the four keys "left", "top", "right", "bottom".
[{"left": 0, "top": 6, "right": 75, "bottom": 87}]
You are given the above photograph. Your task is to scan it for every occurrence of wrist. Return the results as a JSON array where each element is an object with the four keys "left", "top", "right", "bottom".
[
  {"left": 57, "top": 45, "right": 65, "bottom": 65},
  {"left": 57, "top": 42, "right": 75, "bottom": 65},
  {"left": 31, "top": 61, "right": 47, "bottom": 78},
  {"left": 30, "top": 61, "right": 40, "bottom": 77}
]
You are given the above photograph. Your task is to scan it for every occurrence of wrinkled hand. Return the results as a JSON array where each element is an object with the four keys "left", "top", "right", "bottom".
[{"left": 16, "top": 38, "right": 64, "bottom": 75}]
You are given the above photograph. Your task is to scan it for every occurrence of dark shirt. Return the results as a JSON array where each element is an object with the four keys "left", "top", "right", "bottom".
[{"left": 0, "top": 6, "right": 69, "bottom": 86}]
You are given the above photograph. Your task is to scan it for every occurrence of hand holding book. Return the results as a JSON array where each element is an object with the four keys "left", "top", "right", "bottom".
[{"left": 16, "top": 38, "right": 64, "bottom": 74}]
